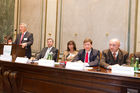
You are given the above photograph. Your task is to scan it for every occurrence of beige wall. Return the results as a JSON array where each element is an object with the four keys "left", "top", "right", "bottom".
[
  {"left": 15, "top": 0, "right": 58, "bottom": 52},
  {"left": 14, "top": 0, "right": 138, "bottom": 54},
  {"left": 136, "top": 0, "right": 140, "bottom": 52},
  {"left": 19, "top": 0, "right": 43, "bottom": 52},
  {"left": 57, "top": 0, "right": 136, "bottom": 53}
]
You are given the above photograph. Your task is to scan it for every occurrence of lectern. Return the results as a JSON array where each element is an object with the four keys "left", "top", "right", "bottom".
[{"left": 0, "top": 44, "right": 25, "bottom": 61}]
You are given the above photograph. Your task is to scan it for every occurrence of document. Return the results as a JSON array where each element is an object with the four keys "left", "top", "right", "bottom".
[
  {"left": 15, "top": 57, "right": 29, "bottom": 63},
  {"left": 38, "top": 59, "right": 55, "bottom": 67},
  {"left": 112, "top": 65, "right": 134, "bottom": 76},
  {"left": 65, "top": 62, "right": 85, "bottom": 70},
  {"left": 0, "top": 55, "right": 12, "bottom": 61},
  {"left": 3, "top": 45, "right": 12, "bottom": 56}
]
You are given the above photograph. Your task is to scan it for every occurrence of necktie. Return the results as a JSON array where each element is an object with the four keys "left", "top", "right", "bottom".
[
  {"left": 85, "top": 52, "right": 88, "bottom": 63},
  {"left": 20, "top": 33, "right": 24, "bottom": 45},
  {"left": 113, "top": 52, "right": 116, "bottom": 60}
]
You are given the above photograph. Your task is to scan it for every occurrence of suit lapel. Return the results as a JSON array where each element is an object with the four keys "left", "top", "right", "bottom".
[
  {"left": 49, "top": 47, "right": 54, "bottom": 53},
  {"left": 42, "top": 47, "right": 48, "bottom": 57},
  {"left": 117, "top": 49, "right": 123, "bottom": 65},
  {"left": 108, "top": 50, "right": 115, "bottom": 64},
  {"left": 82, "top": 49, "right": 86, "bottom": 62},
  {"left": 22, "top": 32, "right": 28, "bottom": 42},
  {"left": 89, "top": 48, "right": 93, "bottom": 62}
]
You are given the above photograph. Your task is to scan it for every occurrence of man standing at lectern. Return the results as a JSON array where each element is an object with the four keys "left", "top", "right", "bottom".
[{"left": 14, "top": 23, "right": 33, "bottom": 58}]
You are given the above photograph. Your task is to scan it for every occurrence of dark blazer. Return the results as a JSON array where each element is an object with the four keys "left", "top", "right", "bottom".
[
  {"left": 14, "top": 31, "right": 33, "bottom": 58},
  {"left": 100, "top": 49, "right": 130, "bottom": 68},
  {"left": 72, "top": 48, "right": 100, "bottom": 66},
  {"left": 36, "top": 47, "right": 58, "bottom": 62}
]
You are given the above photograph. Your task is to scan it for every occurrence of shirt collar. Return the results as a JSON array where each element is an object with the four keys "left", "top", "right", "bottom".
[
  {"left": 85, "top": 49, "right": 91, "bottom": 54},
  {"left": 112, "top": 50, "right": 119, "bottom": 56}
]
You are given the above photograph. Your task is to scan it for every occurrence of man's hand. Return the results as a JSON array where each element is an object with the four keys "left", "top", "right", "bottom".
[{"left": 21, "top": 43, "right": 27, "bottom": 48}]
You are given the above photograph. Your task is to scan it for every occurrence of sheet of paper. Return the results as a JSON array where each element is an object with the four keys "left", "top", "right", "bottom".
[
  {"left": 112, "top": 65, "right": 134, "bottom": 76},
  {"left": 15, "top": 57, "right": 29, "bottom": 63},
  {"left": 3, "top": 45, "right": 12, "bottom": 56},
  {"left": 38, "top": 59, "right": 55, "bottom": 67},
  {"left": 66, "top": 62, "right": 85, "bottom": 70},
  {"left": 0, "top": 55, "right": 12, "bottom": 61}
]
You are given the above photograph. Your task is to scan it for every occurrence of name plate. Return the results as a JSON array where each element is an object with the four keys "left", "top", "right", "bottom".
[
  {"left": 15, "top": 57, "right": 29, "bottom": 63},
  {"left": 112, "top": 65, "right": 134, "bottom": 76},
  {"left": 38, "top": 59, "right": 55, "bottom": 67},
  {"left": 66, "top": 62, "right": 85, "bottom": 70},
  {"left": 3, "top": 45, "right": 12, "bottom": 56},
  {"left": 0, "top": 55, "right": 12, "bottom": 62}
]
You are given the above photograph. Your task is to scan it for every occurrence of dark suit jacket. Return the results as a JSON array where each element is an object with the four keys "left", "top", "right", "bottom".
[
  {"left": 100, "top": 49, "right": 130, "bottom": 68},
  {"left": 36, "top": 47, "right": 58, "bottom": 62},
  {"left": 14, "top": 31, "right": 33, "bottom": 58},
  {"left": 134, "top": 52, "right": 140, "bottom": 62},
  {"left": 72, "top": 48, "right": 100, "bottom": 66}
]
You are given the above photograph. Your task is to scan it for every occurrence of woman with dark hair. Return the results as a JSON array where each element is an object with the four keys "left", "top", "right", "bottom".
[{"left": 61, "top": 40, "right": 78, "bottom": 62}]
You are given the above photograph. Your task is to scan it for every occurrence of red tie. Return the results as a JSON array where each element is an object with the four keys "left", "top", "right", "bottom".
[
  {"left": 85, "top": 52, "right": 88, "bottom": 63},
  {"left": 113, "top": 52, "right": 116, "bottom": 60},
  {"left": 20, "top": 33, "right": 24, "bottom": 45}
]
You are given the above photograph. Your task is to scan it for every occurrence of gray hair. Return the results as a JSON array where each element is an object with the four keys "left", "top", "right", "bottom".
[
  {"left": 20, "top": 23, "right": 28, "bottom": 28},
  {"left": 109, "top": 38, "right": 120, "bottom": 45}
]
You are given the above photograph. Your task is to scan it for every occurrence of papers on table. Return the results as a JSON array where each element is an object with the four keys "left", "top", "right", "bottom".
[
  {"left": 66, "top": 62, "right": 85, "bottom": 70},
  {"left": 3, "top": 45, "right": 12, "bottom": 56},
  {"left": 0, "top": 55, "right": 12, "bottom": 61},
  {"left": 15, "top": 57, "right": 29, "bottom": 63},
  {"left": 111, "top": 65, "right": 134, "bottom": 76},
  {"left": 38, "top": 59, "right": 55, "bottom": 67},
  {"left": 0, "top": 45, "right": 12, "bottom": 62}
]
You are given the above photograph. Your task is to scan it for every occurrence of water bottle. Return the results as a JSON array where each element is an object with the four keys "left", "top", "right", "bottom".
[
  {"left": 130, "top": 57, "right": 134, "bottom": 67},
  {"left": 134, "top": 58, "right": 139, "bottom": 72}
]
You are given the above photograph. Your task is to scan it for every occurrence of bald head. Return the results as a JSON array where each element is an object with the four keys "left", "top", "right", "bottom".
[{"left": 109, "top": 38, "right": 120, "bottom": 52}]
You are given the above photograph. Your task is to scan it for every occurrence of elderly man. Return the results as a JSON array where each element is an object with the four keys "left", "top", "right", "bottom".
[
  {"left": 14, "top": 23, "right": 33, "bottom": 58},
  {"left": 100, "top": 38, "right": 130, "bottom": 69},
  {"left": 36, "top": 38, "right": 58, "bottom": 62},
  {"left": 72, "top": 38, "right": 100, "bottom": 66}
]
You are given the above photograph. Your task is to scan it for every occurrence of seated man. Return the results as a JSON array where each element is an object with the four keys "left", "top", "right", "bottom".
[
  {"left": 72, "top": 38, "right": 100, "bottom": 66},
  {"left": 100, "top": 38, "right": 130, "bottom": 69},
  {"left": 36, "top": 38, "right": 58, "bottom": 62}
]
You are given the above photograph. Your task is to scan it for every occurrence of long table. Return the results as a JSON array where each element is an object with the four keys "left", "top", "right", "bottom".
[{"left": 0, "top": 60, "right": 140, "bottom": 93}]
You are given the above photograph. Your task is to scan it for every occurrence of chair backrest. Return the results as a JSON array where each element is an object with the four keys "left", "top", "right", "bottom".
[
  {"left": 134, "top": 52, "right": 140, "bottom": 62},
  {"left": 129, "top": 53, "right": 134, "bottom": 60},
  {"left": 56, "top": 49, "right": 60, "bottom": 62},
  {"left": 100, "top": 52, "right": 102, "bottom": 60},
  {"left": 135, "top": 52, "right": 140, "bottom": 58}
]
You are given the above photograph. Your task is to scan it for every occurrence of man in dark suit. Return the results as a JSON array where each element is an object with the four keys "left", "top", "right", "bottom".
[
  {"left": 14, "top": 23, "right": 33, "bottom": 58},
  {"left": 100, "top": 38, "right": 130, "bottom": 69},
  {"left": 36, "top": 38, "right": 58, "bottom": 62},
  {"left": 72, "top": 38, "right": 100, "bottom": 66}
]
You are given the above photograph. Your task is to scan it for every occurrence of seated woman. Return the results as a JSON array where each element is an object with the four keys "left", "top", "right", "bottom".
[{"left": 61, "top": 40, "right": 78, "bottom": 62}]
